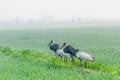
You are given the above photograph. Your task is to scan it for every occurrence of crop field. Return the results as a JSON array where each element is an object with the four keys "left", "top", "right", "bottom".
[{"left": 0, "top": 26, "right": 120, "bottom": 80}]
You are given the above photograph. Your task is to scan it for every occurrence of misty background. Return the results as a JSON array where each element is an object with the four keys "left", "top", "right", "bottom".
[{"left": 0, "top": 0, "right": 120, "bottom": 30}]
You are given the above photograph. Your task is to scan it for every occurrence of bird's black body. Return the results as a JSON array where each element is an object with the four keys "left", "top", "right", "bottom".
[
  {"left": 48, "top": 40, "right": 62, "bottom": 58},
  {"left": 63, "top": 45, "right": 77, "bottom": 55},
  {"left": 50, "top": 44, "right": 59, "bottom": 53},
  {"left": 61, "top": 43, "right": 77, "bottom": 64},
  {"left": 61, "top": 43, "right": 77, "bottom": 56}
]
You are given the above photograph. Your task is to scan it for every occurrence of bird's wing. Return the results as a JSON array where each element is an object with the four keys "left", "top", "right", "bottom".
[{"left": 80, "top": 52, "right": 95, "bottom": 62}]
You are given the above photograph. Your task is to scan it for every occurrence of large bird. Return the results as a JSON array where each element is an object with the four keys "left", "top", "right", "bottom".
[
  {"left": 56, "top": 44, "right": 71, "bottom": 63},
  {"left": 58, "top": 43, "right": 77, "bottom": 64},
  {"left": 48, "top": 40, "right": 61, "bottom": 58},
  {"left": 74, "top": 49, "right": 95, "bottom": 67}
]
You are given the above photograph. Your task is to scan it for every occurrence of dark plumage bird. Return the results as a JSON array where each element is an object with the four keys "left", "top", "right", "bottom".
[
  {"left": 48, "top": 40, "right": 61, "bottom": 58},
  {"left": 74, "top": 49, "right": 95, "bottom": 67},
  {"left": 61, "top": 43, "right": 77, "bottom": 55},
  {"left": 59, "top": 43, "right": 77, "bottom": 64},
  {"left": 56, "top": 44, "right": 71, "bottom": 63}
]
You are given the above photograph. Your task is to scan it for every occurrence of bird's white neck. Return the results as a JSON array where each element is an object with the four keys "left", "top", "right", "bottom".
[{"left": 61, "top": 44, "right": 68, "bottom": 49}]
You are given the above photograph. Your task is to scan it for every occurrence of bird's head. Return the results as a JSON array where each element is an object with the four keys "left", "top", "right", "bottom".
[
  {"left": 61, "top": 42, "right": 67, "bottom": 49},
  {"left": 48, "top": 40, "right": 55, "bottom": 46}
]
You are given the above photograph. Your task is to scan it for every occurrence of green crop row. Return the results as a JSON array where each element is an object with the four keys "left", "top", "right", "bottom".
[{"left": 0, "top": 46, "right": 120, "bottom": 79}]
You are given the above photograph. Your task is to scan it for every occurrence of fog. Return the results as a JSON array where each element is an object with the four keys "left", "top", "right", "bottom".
[{"left": 0, "top": 0, "right": 120, "bottom": 30}]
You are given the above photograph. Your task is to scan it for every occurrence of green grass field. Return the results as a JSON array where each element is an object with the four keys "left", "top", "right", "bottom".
[{"left": 0, "top": 26, "right": 120, "bottom": 80}]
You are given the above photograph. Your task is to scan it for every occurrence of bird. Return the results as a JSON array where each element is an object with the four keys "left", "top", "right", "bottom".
[
  {"left": 58, "top": 43, "right": 77, "bottom": 64},
  {"left": 48, "top": 40, "right": 62, "bottom": 58},
  {"left": 56, "top": 44, "right": 71, "bottom": 63},
  {"left": 74, "top": 49, "right": 95, "bottom": 67}
]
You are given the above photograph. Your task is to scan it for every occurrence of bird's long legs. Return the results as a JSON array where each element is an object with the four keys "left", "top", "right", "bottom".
[{"left": 84, "top": 61, "right": 87, "bottom": 68}]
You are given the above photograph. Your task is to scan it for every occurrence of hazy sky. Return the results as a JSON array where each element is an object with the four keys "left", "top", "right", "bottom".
[{"left": 0, "top": 0, "right": 120, "bottom": 21}]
